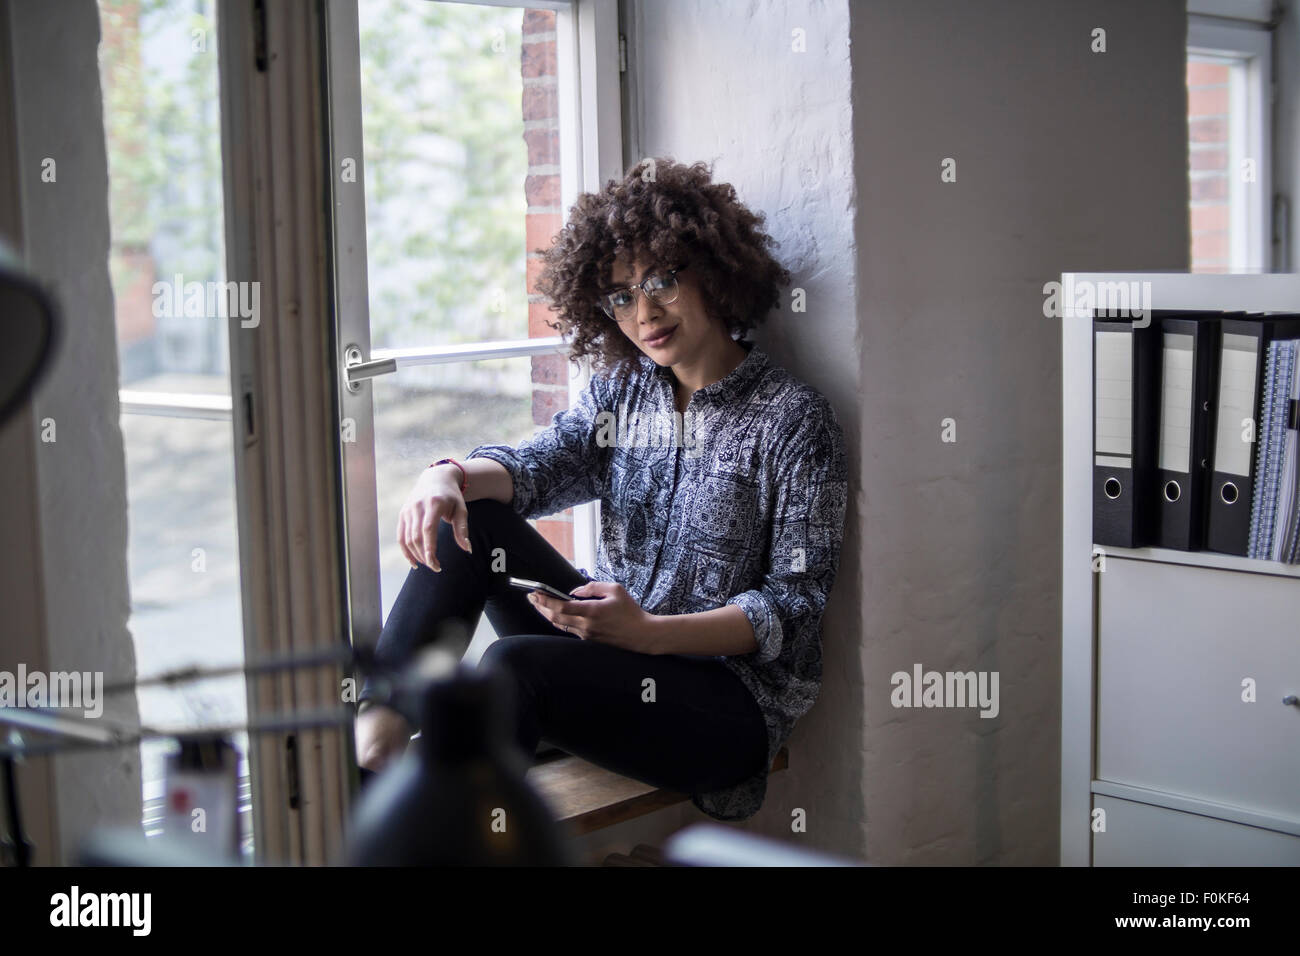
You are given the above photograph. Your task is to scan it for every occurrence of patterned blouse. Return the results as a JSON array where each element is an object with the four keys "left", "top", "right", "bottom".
[{"left": 466, "top": 339, "right": 849, "bottom": 821}]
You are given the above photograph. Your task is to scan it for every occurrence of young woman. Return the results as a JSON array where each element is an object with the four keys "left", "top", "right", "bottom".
[{"left": 355, "top": 158, "right": 848, "bottom": 822}]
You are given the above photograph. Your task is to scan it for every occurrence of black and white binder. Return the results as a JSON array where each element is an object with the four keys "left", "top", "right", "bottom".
[
  {"left": 1092, "top": 318, "right": 1160, "bottom": 548},
  {"left": 1153, "top": 315, "right": 1220, "bottom": 551},
  {"left": 1206, "top": 316, "right": 1300, "bottom": 556}
]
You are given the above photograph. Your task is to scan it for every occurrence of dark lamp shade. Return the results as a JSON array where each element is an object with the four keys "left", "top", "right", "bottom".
[{"left": 346, "top": 663, "right": 572, "bottom": 866}]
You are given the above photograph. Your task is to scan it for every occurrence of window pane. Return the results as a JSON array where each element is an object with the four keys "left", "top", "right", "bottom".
[
  {"left": 358, "top": 1, "right": 579, "bottom": 616},
  {"left": 373, "top": 352, "right": 582, "bottom": 661},
  {"left": 359, "top": 0, "right": 564, "bottom": 348},
  {"left": 98, "top": 0, "right": 250, "bottom": 859},
  {"left": 1187, "top": 54, "right": 1242, "bottom": 273}
]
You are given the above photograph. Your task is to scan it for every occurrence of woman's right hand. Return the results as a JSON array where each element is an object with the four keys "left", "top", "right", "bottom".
[{"left": 397, "top": 465, "right": 472, "bottom": 571}]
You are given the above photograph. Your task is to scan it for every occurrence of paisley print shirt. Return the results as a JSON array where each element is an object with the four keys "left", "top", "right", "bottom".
[{"left": 466, "top": 340, "right": 849, "bottom": 821}]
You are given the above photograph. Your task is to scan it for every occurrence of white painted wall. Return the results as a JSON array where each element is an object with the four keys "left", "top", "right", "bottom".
[
  {"left": 851, "top": 0, "right": 1189, "bottom": 865},
  {"left": 3, "top": 0, "right": 140, "bottom": 863},
  {"left": 631, "top": 0, "right": 1189, "bottom": 863}
]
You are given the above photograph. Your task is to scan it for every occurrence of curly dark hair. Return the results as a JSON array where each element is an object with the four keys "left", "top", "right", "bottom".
[{"left": 533, "top": 157, "right": 792, "bottom": 381}]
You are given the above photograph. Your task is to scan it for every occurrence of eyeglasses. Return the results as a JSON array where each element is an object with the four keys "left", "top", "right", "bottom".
[{"left": 597, "top": 263, "right": 688, "bottom": 321}]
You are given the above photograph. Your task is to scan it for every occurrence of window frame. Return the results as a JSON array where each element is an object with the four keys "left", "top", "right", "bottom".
[{"left": 214, "top": 0, "right": 624, "bottom": 862}]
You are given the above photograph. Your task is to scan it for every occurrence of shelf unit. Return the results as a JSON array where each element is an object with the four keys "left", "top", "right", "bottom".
[{"left": 1061, "top": 272, "right": 1300, "bottom": 866}]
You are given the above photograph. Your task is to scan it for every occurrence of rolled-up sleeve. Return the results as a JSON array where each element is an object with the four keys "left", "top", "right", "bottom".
[
  {"left": 726, "top": 403, "right": 848, "bottom": 665},
  {"left": 466, "top": 372, "right": 612, "bottom": 519}
]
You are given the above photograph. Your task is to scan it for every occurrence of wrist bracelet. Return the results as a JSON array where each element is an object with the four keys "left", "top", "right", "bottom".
[{"left": 430, "top": 456, "right": 468, "bottom": 494}]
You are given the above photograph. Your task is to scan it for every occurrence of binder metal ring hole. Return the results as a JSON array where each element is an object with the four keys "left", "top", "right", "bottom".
[
  {"left": 1163, "top": 480, "right": 1181, "bottom": 503},
  {"left": 1103, "top": 477, "right": 1122, "bottom": 500},
  {"left": 1220, "top": 482, "right": 1238, "bottom": 505}
]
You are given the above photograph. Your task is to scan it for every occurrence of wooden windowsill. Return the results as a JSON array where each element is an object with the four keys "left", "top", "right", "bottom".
[{"left": 526, "top": 747, "right": 789, "bottom": 836}]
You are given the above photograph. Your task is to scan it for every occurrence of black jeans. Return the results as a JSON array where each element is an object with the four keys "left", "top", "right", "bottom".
[{"left": 365, "top": 498, "right": 769, "bottom": 795}]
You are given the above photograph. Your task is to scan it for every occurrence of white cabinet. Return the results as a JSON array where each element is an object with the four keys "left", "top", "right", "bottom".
[
  {"left": 1092, "top": 796, "right": 1300, "bottom": 867},
  {"left": 1097, "top": 557, "right": 1299, "bottom": 819},
  {"left": 1061, "top": 273, "right": 1300, "bottom": 866}
]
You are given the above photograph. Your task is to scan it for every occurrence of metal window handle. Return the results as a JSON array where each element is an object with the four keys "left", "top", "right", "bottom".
[
  {"left": 341, "top": 337, "right": 568, "bottom": 393},
  {"left": 343, "top": 345, "right": 396, "bottom": 392}
]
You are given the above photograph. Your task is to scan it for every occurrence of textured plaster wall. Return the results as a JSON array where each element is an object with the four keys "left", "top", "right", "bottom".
[{"left": 7, "top": 0, "right": 140, "bottom": 862}]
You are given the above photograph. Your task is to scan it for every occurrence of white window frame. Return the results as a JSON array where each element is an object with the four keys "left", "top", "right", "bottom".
[
  {"left": 1188, "top": 14, "right": 1273, "bottom": 271},
  {"left": 553, "top": 0, "right": 625, "bottom": 580}
]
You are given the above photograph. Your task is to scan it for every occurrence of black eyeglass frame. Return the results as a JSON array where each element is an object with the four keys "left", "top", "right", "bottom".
[{"left": 597, "top": 262, "right": 690, "bottom": 321}]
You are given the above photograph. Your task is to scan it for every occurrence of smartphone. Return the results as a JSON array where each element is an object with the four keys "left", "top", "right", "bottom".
[{"left": 508, "top": 576, "right": 588, "bottom": 601}]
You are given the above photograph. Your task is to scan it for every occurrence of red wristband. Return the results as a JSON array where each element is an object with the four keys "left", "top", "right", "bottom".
[{"left": 430, "top": 457, "right": 468, "bottom": 494}]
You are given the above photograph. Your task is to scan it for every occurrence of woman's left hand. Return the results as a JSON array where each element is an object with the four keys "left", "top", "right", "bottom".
[{"left": 527, "top": 581, "right": 658, "bottom": 654}]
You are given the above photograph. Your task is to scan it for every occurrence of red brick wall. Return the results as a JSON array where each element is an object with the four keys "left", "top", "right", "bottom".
[
  {"left": 1187, "top": 59, "right": 1231, "bottom": 273},
  {"left": 114, "top": 244, "right": 159, "bottom": 346},
  {"left": 522, "top": 10, "right": 574, "bottom": 559}
]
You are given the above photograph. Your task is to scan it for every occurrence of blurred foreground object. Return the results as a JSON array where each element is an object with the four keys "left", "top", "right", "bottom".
[
  {"left": 162, "top": 734, "right": 240, "bottom": 858},
  {"left": 79, "top": 827, "right": 241, "bottom": 866},
  {"left": 664, "top": 823, "right": 868, "bottom": 867},
  {"left": 347, "top": 662, "right": 572, "bottom": 865}
]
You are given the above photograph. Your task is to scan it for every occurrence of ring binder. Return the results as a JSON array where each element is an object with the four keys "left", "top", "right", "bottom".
[
  {"left": 1152, "top": 315, "right": 1219, "bottom": 552},
  {"left": 1092, "top": 318, "right": 1160, "bottom": 548}
]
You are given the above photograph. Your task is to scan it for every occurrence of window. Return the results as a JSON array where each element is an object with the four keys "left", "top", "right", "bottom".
[
  {"left": 1187, "top": 15, "right": 1273, "bottom": 272},
  {"left": 356, "top": 2, "right": 580, "bottom": 662},
  {"left": 97, "top": 0, "right": 251, "bottom": 857},
  {"left": 330, "top": 0, "right": 622, "bottom": 670}
]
